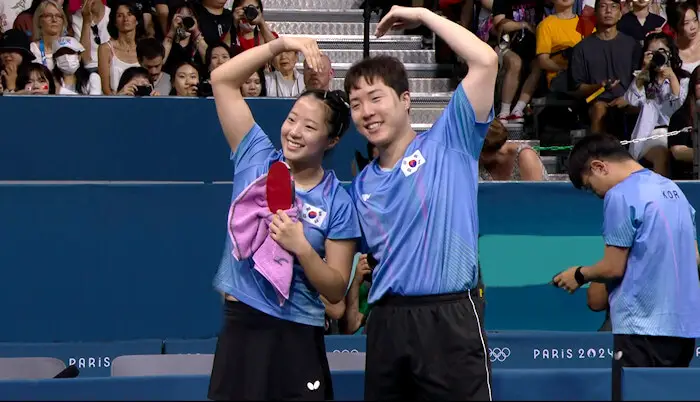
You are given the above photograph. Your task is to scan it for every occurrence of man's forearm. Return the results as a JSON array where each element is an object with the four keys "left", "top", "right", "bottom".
[
  {"left": 418, "top": 7, "right": 497, "bottom": 68},
  {"left": 581, "top": 261, "right": 623, "bottom": 283}
]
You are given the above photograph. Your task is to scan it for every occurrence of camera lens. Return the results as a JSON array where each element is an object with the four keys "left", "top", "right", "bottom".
[
  {"left": 244, "top": 5, "right": 258, "bottom": 21},
  {"left": 182, "top": 16, "right": 194, "bottom": 29}
]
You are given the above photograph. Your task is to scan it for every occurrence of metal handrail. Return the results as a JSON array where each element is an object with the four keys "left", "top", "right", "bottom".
[{"left": 362, "top": 0, "right": 373, "bottom": 59}]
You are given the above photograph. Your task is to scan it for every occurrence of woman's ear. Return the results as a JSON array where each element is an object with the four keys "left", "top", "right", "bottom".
[{"left": 326, "top": 135, "right": 340, "bottom": 151}]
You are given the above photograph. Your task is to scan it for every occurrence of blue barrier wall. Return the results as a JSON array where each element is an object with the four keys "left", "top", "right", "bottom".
[
  {"left": 2, "top": 180, "right": 700, "bottom": 341},
  {"left": 0, "top": 96, "right": 367, "bottom": 182}
]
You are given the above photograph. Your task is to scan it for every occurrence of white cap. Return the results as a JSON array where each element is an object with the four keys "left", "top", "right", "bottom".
[{"left": 53, "top": 36, "right": 85, "bottom": 53}]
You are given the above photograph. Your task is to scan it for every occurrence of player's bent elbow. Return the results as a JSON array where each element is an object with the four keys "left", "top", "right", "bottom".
[
  {"left": 587, "top": 298, "right": 608, "bottom": 312},
  {"left": 210, "top": 68, "right": 227, "bottom": 86}
]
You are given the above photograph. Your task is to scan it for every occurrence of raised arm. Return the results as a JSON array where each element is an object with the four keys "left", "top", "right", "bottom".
[
  {"left": 375, "top": 6, "right": 497, "bottom": 122},
  {"left": 210, "top": 36, "right": 323, "bottom": 152}
]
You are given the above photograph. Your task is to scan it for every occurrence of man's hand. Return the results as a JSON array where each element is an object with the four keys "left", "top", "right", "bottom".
[
  {"left": 374, "top": 5, "right": 426, "bottom": 37},
  {"left": 552, "top": 266, "right": 582, "bottom": 294}
]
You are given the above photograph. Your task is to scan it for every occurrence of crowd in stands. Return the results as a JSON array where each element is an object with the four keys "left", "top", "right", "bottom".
[
  {"left": 0, "top": 0, "right": 333, "bottom": 96},
  {"left": 2, "top": 0, "right": 700, "bottom": 331}
]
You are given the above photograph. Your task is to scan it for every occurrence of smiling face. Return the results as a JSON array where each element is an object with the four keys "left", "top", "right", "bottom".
[
  {"left": 279, "top": 95, "right": 337, "bottom": 164},
  {"left": 348, "top": 76, "right": 411, "bottom": 149}
]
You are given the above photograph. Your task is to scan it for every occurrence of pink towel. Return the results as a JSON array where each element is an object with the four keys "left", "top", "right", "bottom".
[{"left": 227, "top": 173, "right": 301, "bottom": 306}]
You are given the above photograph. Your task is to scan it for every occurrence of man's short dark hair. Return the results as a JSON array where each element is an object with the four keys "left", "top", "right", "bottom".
[
  {"left": 136, "top": 37, "right": 165, "bottom": 62},
  {"left": 343, "top": 55, "right": 409, "bottom": 98},
  {"left": 594, "top": 0, "right": 621, "bottom": 11},
  {"left": 567, "top": 133, "right": 633, "bottom": 189}
]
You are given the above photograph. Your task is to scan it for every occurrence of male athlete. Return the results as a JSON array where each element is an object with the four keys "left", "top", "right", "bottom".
[
  {"left": 553, "top": 134, "right": 700, "bottom": 398},
  {"left": 344, "top": 5, "right": 498, "bottom": 400}
]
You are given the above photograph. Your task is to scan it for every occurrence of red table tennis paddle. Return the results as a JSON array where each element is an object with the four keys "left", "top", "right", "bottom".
[{"left": 267, "top": 161, "right": 294, "bottom": 213}]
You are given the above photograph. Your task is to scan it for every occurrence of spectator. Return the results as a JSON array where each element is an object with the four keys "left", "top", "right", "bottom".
[
  {"left": 617, "top": 0, "right": 665, "bottom": 45},
  {"left": 137, "top": 36, "right": 170, "bottom": 94},
  {"left": 71, "top": 0, "right": 110, "bottom": 73},
  {"left": 30, "top": 0, "right": 67, "bottom": 70},
  {"left": 0, "top": 28, "right": 35, "bottom": 93},
  {"left": 570, "top": 0, "right": 641, "bottom": 134},
  {"left": 303, "top": 53, "right": 333, "bottom": 91},
  {"left": 115, "top": 64, "right": 157, "bottom": 94},
  {"left": 479, "top": 118, "right": 548, "bottom": 180},
  {"left": 15, "top": 0, "right": 74, "bottom": 39},
  {"left": 162, "top": 4, "right": 207, "bottom": 75},
  {"left": 624, "top": 32, "right": 688, "bottom": 177},
  {"left": 192, "top": 0, "right": 232, "bottom": 46},
  {"left": 169, "top": 59, "right": 198, "bottom": 95},
  {"left": 52, "top": 35, "right": 102, "bottom": 94},
  {"left": 13, "top": 0, "right": 44, "bottom": 37},
  {"left": 265, "top": 49, "right": 304, "bottom": 97},
  {"left": 666, "top": 0, "right": 700, "bottom": 73},
  {"left": 97, "top": 2, "right": 143, "bottom": 94},
  {"left": 204, "top": 42, "right": 238, "bottom": 77},
  {"left": 229, "top": 0, "right": 277, "bottom": 51},
  {"left": 667, "top": 65, "right": 700, "bottom": 179},
  {"left": 536, "top": 0, "right": 582, "bottom": 91},
  {"left": 17, "top": 61, "right": 56, "bottom": 93},
  {"left": 340, "top": 253, "right": 373, "bottom": 335},
  {"left": 240, "top": 67, "right": 265, "bottom": 96},
  {"left": 492, "top": 0, "right": 544, "bottom": 122}
]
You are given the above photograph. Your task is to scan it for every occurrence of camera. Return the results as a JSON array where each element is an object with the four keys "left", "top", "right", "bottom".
[
  {"left": 649, "top": 49, "right": 669, "bottom": 70},
  {"left": 243, "top": 4, "right": 258, "bottom": 21},
  {"left": 198, "top": 81, "right": 213, "bottom": 97},
  {"left": 134, "top": 85, "right": 151, "bottom": 96},
  {"left": 182, "top": 16, "right": 195, "bottom": 29}
]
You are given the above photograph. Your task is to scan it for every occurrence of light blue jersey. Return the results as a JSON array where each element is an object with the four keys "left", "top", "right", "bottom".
[
  {"left": 351, "top": 85, "right": 493, "bottom": 304},
  {"left": 604, "top": 169, "right": 700, "bottom": 338},
  {"left": 213, "top": 124, "right": 362, "bottom": 327}
]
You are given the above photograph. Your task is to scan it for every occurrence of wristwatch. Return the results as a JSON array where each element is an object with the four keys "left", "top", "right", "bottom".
[{"left": 574, "top": 266, "right": 587, "bottom": 286}]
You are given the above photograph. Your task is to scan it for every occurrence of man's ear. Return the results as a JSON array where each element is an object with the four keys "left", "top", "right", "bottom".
[{"left": 401, "top": 91, "right": 411, "bottom": 112}]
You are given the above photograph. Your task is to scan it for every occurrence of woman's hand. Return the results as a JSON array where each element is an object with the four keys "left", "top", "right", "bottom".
[
  {"left": 269, "top": 210, "right": 309, "bottom": 255},
  {"left": 658, "top": 65, "right": 675, "bottom": 81},
  {"left": 280, "top": 36, "right": 322, "bottom": 72},
  {"left": 642, "top": 50, "right": 653, "bottom": 70},
  {"left": 354, "top": 254, "right": 372, "bottom": 286},
  {"left": 81, "top": 0, "right": 93, "bottom": 18}
]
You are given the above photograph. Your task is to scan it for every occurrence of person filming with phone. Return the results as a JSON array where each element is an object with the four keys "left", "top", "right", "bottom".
[{"left": 115, "top": 65, "right": 159, "bottom": 95}]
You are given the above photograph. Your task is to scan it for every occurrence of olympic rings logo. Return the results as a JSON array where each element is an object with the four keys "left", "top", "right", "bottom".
[
  {"left": 331, "top": 349, "right": 360, "bottom": 353},
  {"left": 489, "top": 347, "right": 511, "bottom": 362}
]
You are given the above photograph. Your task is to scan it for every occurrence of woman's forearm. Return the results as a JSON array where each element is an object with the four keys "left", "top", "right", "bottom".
[
  {"left": 210, "top": 37, "right": 285, "bottom": 88},
  {"left": 296, "top": 242, "right": 347, "bottom": 304}
]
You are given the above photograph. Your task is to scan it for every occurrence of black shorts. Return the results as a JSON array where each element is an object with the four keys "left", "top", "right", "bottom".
[
  {"left": 208, "top": 300, "right": 333, "bottom": 401},
  {"left": 365, "top": 291, "right": 492, "bottom": 401},
  {"left": 611, "top": 334, "right": 696, "bottom": 401}
]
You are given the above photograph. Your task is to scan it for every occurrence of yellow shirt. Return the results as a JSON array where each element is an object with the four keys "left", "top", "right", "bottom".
[{"left": 536, "top": 15, "right": 583, "bottom": 85}]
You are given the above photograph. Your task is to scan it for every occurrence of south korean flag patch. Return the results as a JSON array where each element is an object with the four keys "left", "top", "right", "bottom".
[
  {"left": 400, "top": 149, "right": 426, "bottom": 177},
  {"left": 301, "top": 203, "right": 327, "bottom": 227}
]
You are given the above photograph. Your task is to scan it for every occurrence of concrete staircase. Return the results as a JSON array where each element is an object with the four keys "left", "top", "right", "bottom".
[{"left": 262, "top": 0, "right": 568, "bottom": 181}]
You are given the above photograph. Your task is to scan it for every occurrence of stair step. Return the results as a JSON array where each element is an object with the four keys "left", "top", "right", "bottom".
[
  {"left": 308, "top": 63, "right": 453, "bottom": 79},
  {"left": 547, "top": 173, "right": 570, "bottom": 181},
  {"left": 330, "top": 78, "right": 453, "bottom": 93},
  {"left": 263, "top": 0, "right": 360, "bottom": 9},
  {"left": 270, "top": 21, "right": 385, "bottom": 36},
  {"left": 411, "top": 108, "right": 445, "bottom": 125},
  {"left": 541, "top": 156, "right": 559, "bottom": 173},
  {"left": 410, "top": 92, "right": 453, "bottom": 105},
  {"left": 323, "top": 49, "right": 435, "bottom": 65},
  {"left": 265, "top": 8, "right": 378, "bottom": 23},
  {"left": 284, "top": 34, "right": 424, "bottom": 50}
]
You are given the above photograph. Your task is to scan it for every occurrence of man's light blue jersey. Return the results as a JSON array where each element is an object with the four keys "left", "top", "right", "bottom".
[
  {"left": 604, "top": 169, "right": 700, "bottom": 338},
  {"left": 351, "top": 85, "right": 493, "bottom": 304},
  {"left": 213, "top": 124, "right": 362, "bottom": 327}
]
